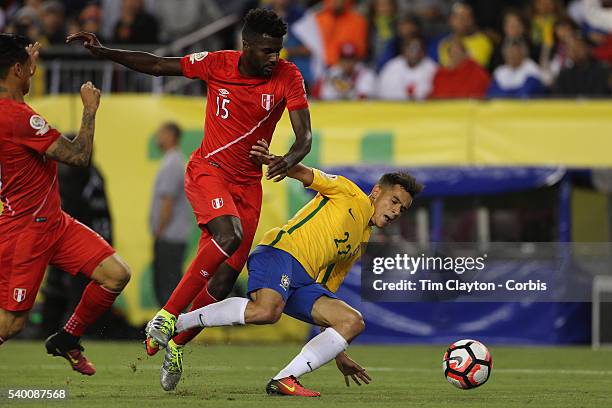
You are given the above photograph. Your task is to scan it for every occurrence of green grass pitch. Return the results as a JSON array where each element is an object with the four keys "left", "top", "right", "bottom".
[{"left": 1, "top": 341, "right": 611, "bottom": 407}]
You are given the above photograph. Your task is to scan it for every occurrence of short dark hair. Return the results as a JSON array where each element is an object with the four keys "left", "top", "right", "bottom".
[
  {"left": 242, "top": 8, "right": 287, "bottom": 42},
  {"left": 378, "top": 172, "right": 423, "bottom": 198},
  {"left": 162, "top": 122, "right": 182, "bottom": 140},
  {"left": 0, "top": 34, "right": 29, "bottom": 80}
]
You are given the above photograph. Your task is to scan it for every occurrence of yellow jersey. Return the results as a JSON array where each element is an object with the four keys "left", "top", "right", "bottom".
[{"left": 259, "top": 168, "right": 374, "bottom": 292}]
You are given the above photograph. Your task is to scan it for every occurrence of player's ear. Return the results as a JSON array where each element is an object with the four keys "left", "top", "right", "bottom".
[
  {"left": 242, "top": 39, "right": 249, "bottom": 51},
  {"left": 371, "top": 184, "right": 381, "bottom": 200}
]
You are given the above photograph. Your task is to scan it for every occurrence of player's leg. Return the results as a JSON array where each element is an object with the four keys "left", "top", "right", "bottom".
[
  {"left": 154, "top": 180, "right": 262, "bottom": 358},
  {"left": 170, "top": 262, "right": 241, "bottom": 347},
  {"left": 146, "top": 169, "right": 242, "bottom": 348},
  {"left": 45, "top": 214, "right": 129, "bottom": 375},
  {"left": 0, "top": 222, "right": 56, "bottom": 343},
  {"left": 266, "top": 288, "right": 364, "bottom": 397},
  {"left": 0, "top": 309, "right": 29, "bottom": 344},
  {"left": 170, "top": 185, "right": 261, "bottom": 347}
]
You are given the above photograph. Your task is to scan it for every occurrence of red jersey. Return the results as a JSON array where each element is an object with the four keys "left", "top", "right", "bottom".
[
  {"left": 0, "top": 99, "right": 61, "bottom": 229},
  {"left": 181, "top": 50, "right": 309, "bottom": 184}
]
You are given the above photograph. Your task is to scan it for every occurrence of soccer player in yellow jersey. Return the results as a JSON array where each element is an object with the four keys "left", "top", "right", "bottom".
[{"left": 173, "top": 141, "right": 422, "bottom": 396}]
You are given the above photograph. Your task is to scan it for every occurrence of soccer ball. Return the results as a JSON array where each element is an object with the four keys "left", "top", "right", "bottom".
[{"left": 442, "top": 339, "right": 492, "bottom": 389}]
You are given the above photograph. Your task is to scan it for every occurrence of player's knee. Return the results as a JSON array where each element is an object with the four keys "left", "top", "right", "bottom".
[
  {"left": 0, "top": 315, "right": 27, "bottom": 339},
  {"left": 342, "top": 310, "right": 365, "bottom": 337},
  {"left": 214, "top": 227, "right": 243, "bottom": 255},
  {"left": 254, "top": 304, "right": 283, "bottom": 324},
  {"left": 101, "top": 258, "right": 131, "bottom": 291}
]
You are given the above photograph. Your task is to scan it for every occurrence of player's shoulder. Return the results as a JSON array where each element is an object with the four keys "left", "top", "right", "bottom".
[{"left": 274, "top": 59, "right": 302, "bottom": 80}]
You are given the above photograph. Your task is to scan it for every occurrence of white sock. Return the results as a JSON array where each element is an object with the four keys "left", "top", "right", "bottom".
[
  {"left": 175, "top": 297, "right": 249, "bottom": 332},
  {"left": 273, "top": 328, "right": 348, "bottom": 380}
]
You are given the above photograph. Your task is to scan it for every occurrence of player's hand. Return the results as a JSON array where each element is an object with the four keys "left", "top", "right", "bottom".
[
  {"left": 250, "top": 139, "right": 274, "bottom": 166},
  {"left": 266, "top": 155, "right": 290, "bottom": 182},
  {"left": 66, "top": 32, "right": 104, "bottom": 56},
  {"left": 335, "top": 352, "right": 371, "bottom": 387},
  {"left": 80, "top": 81, "right": 101, "bottom": 112},
  {"left": 25, "top": 42, "right": 42, "bottom": 75}
]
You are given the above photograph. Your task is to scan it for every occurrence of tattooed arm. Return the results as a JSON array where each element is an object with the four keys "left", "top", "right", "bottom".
[{"left": 46, "top": 82, "right": 100, "bottom": 167}]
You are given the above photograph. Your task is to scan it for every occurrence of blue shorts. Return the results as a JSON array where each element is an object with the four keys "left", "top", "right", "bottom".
[{"left": 247, "top": 245, "right": 337, "bottom": 325}]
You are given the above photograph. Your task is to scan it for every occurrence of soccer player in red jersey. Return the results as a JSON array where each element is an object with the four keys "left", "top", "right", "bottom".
[
  {"left": 0, "top": 34, "right": 131, "bottom": 375},
  {"left": 67, "top": 9, "right": 312, "bottom": 389}
]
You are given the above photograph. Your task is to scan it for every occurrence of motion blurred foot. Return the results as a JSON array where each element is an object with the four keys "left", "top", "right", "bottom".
[
  {"left": 144, "top": 336, "right": 160, "bottom": 356},
  {"left": 145, "top": 309, "right": 176, "bottom": 349},
  {"left": 45, "top": 331, "right": 96, "bottom": 376}
]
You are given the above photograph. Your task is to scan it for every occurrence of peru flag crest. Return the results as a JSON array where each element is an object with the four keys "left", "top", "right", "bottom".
[
  {"left": 13, "top": 288, "right": 26, "bottom": 303},
  {"left": 212, "top": 198, "right": 224, "bottom": 209},
  {"left": 261, "top": 94, "right": 274, "bottom": 111}
]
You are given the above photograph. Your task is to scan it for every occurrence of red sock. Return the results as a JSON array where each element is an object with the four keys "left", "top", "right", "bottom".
[
  {"left": 173, "top": 285, "right": 218, "bottom": 345},
  {"left": 163, "top": 237, "right": 228, "bottom": 316},
  {"left": 64, "top": 282, "right": 120, "bottom": 337}
]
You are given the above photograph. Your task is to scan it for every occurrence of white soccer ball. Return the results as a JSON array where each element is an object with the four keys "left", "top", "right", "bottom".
[{"left": 442, "top": 339, "right": 492, "bottom": 389}]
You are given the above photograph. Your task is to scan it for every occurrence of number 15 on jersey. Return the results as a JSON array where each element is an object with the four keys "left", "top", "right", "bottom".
[{"left": 216, "top": 96, "right": 230, "bottom": 119}]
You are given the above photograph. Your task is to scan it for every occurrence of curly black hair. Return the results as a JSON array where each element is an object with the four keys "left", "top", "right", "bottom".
[
  {"left": 378, "top": 172, "right": 424, "bottom": 198},
  {"left": 0, "top": 34, "right": 29, "bottom": 80},
  {"left": 242, "top": 8, "right": 287, "bottom": 42}
]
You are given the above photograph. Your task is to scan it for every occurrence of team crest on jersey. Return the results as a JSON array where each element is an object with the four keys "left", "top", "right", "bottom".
[
  {"left": 211, "top": 198, "right": 224, "bottom": 209},
  {"left": 280, "top": 274, "right": 290, "bottom": 291},
  {"left": 261, "top": 94, "right": 274, "bottom": 111},
  {"left": 13, "top": 288, "right": 26, "bottom": 303},
  {"left": 189, "top": 52, "right": 208, "bottom": 63},
  {"left": 29, "top": 115, "right": 50, "bottom": 136}
]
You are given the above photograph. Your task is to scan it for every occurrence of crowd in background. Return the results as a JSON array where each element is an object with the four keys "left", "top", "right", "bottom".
[{"left": 1, "top": 0, "right": 612, "bottom": 98}]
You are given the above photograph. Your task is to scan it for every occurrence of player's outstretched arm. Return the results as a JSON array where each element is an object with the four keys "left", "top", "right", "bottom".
[
  {"left": 46, "top": 82, "right": 100, "bottom": 167},
  {"left": 266, "top": 108, "right": 312, "bottom": 182},
  {"left": 66, "top": 32, "right": 182, "bottom": 77}
]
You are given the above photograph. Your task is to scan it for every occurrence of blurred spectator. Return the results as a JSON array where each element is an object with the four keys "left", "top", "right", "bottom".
[
  {"left": 315, "top": 0, "right": 368, "bottom": 66},
  {"left": 487, "top": 39, "right": 545, "bottom": 98},
  {"left": 316, "top": 42, "right": 375, "bottom": 100},
  {"left": 540, "top": 17, "right": 577, "bottom": 86},
  {"left": 267, "top": 0, "right": 313, "bottom": 87},
  {"left": 376, "top": 13, "right": 422, "bottom": 71},
  {"left": 553, "top": 34, "right": 611, "bottom": 96},
  {"left": 112, "top": 0, "right": 159, "bottom": 44},
  {"left": 529, "top": 0, "right": 564, "bottom": 56},
  {"left": 377, "top": 37, "right": 437, "bottom": 101},
  {"left": 571, "top": 0, "right": 612, "bottom": 64},
  {"left": 5, "top": 6, "right": 41, "bottom": 41},
  {"left": 430, "top": 38, "right": 490, "bottom": 98},
  {"left": 431, "top": 2, "right": 494, "bottom": 68},
  {"left": 150, "top": 123, "right": 191, "bottom": 306},
  {"left": 1, "top": 1, "right": 20, "bottom": 32},
  {"left": 151, "top": 0, "right": 223, "bottom": 44},
  {"left": 75, "top": 3, "right": 105, "bottom": 41},
  {"left": 40, "top": 1, "right": 66, "bottom": 45},
  {"left": 489, "top": 9, "right": 533, "bottom": 70},
  {"left": 367, "top": 0, "right": 397, "bottom": 71},
  {"left": 400, "top": 0, "right": 453, "bottom": 39}
]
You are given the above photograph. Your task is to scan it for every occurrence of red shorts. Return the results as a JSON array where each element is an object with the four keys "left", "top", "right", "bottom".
[
  {"left": 185, "top": 160, "right": 262, "bottom": 272},
  {"left": 0, "top": 211, "right": 115, "bottom": 311}
]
